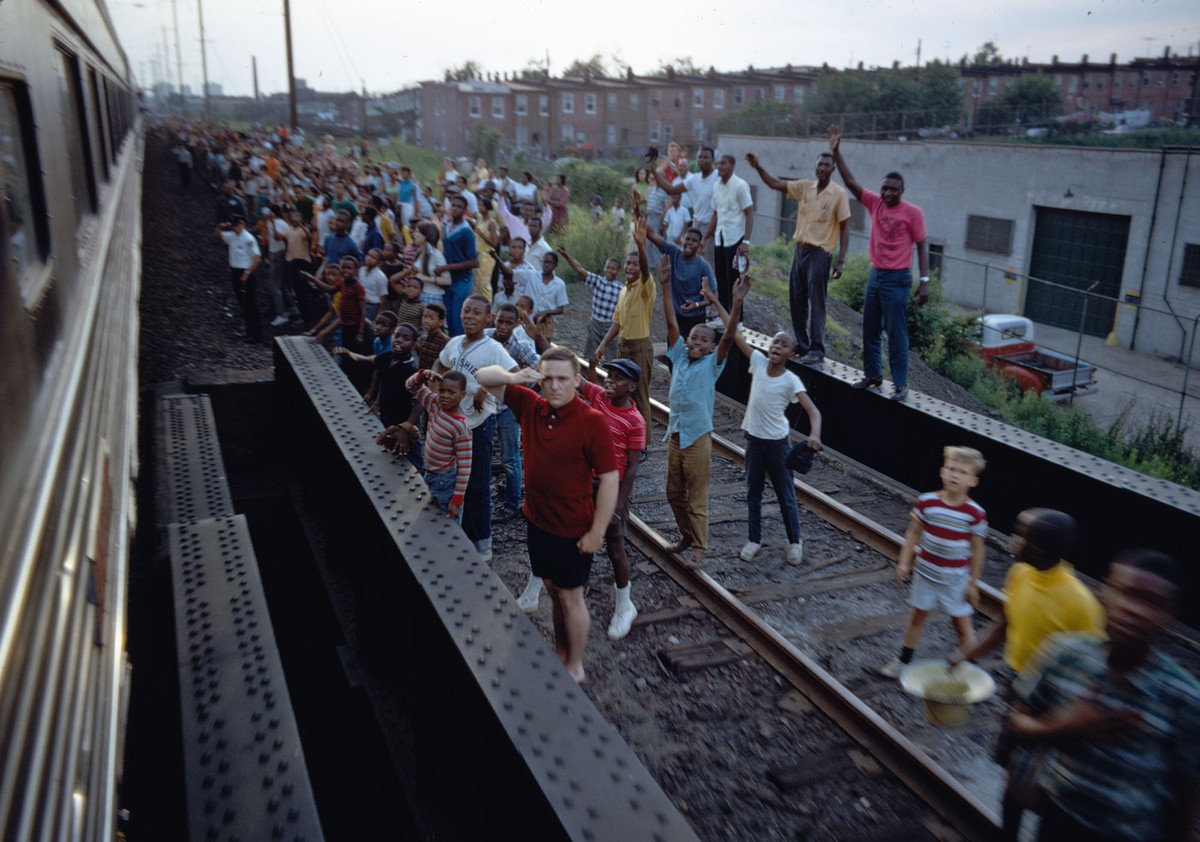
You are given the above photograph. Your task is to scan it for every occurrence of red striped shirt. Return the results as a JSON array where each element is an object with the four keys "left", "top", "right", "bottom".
[{"left": 416, "top": 386, "right": 472, "bottom": 506}]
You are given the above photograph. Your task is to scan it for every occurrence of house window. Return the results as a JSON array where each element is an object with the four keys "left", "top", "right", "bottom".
[
  {"left": 988, "top": 77, "right": 999, "bottom": 95},
  {"left": 629, "top": 92, "right": 640, "bottom": 110},
  {"left": 713, "top": 89, "right": 724, "bottom": 109},
  {"left": 562, "top": 93, "right": 574, "bottom": 114},
  {"left": 515, "top": 94, "right": 528, "bottom": 116},
  {"left": 734, "top": 87, "right": 744, "bottom": 105},
  {"left": 1068, "top": 77, "right": 1077, "bottom": 94},
  {"left": 561, "top": 122, "right": 574, "bottom": 142},
  {"left": 468, "top": 95, "right": 481, "bottom": 118},
  {"left": 584, "top": 93, "right": 597, "bottom": 114},
  {"left": 607, "top": 92, "right": 618, "bottom": 111},
  {"left": 672, "top": 92, "right": 682, "bottom": 108},
  {"left": 606, "top": 123, "right": 617, "bottom": 145},
  {"left": 1179, "top": 244, "right": 1200, "bottom": 288},
  {"left": 1114, "top": 72, "right": 1122, "bottom": 89},
  {"left": 692, "top": 118, "right": 704, "bottom": 138},
  {"left": 539, "top": 95, "right": 549, "bottom": 116},
  {"left": 773, "top": 84, "right": 785, "bottom": 102},
  {"left": 754, "top": 88, "right": 764, "bottom": 102},
  {"left": 491, "top": 97, "right": 504, "bottom": 118},
  {"left": 516, "top": 125, "right": 529, "bottom": 145},
  {"left": 650, "top": 89, "right": 661, "bottom": 107},
  {"left": 965, "top": 214, "right": 1015, "bottom": 255},
  {"left": 649, "top": 119, "right": 661, "bottom": 142},
  {"left": 1172, "top": 71, "right": 1181, "bottom": 87},
  {"left": 663, "top": 124, "right": 674, "bottom": 142},
  {"left": 434, "top": 94, "right": 444, "bottom": 116},
  {"left": 793, "top": 85, "right": 805, "bottom": 103},
  {"left": 692, "top": 88, "right": 704, "bottom": 107}
]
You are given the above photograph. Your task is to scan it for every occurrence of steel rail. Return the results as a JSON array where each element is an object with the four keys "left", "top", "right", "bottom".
[
  {"left": 625, "top": 515, "right": 1003, "bottom": 841},
  {"left": 645, "top": 396, "right": 1008, "bottom": 618}
]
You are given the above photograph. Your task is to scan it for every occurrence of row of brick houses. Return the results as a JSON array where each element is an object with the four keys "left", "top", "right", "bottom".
[{"left": 403, "top": 52, "right": 1198, "bottom": 159}]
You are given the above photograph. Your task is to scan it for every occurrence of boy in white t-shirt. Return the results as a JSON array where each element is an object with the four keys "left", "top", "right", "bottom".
[{"left": 726, "top": 318, "right": 823, "bottom": 566}]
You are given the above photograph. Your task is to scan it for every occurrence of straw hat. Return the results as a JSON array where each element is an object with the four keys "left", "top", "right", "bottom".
[{"left": 899, "top": 661, "right": 996, "bottom": 727}]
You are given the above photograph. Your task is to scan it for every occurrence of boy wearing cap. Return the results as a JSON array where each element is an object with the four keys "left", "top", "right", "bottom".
[{"left": 517, "top": 358, "right": 645, "bottom": 640}]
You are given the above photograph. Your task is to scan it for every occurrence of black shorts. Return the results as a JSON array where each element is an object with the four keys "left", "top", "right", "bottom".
[{"left": 527, "top": 521, "right": 593, "bottom": 589}]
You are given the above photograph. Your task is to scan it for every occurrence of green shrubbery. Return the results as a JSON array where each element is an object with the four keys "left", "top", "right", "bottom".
[
  {"left": 549, "top": 212, "right": 629, "bottom": 283},
  {"left": 554, "top": 159, "right": 630, "bottom": 209}
]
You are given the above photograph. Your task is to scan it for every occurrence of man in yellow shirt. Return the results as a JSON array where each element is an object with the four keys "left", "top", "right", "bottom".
[
  {"left": 595, "top": 217, "right": 656, "bottom": 444},
  {"left": 745, "top": 150, "right": 850, "bottom": 366}
]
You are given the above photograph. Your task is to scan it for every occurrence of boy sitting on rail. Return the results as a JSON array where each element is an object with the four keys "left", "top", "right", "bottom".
[
  {"left": 660, "top": 261, "right": 742, "bottom": 569},
  {"left": 404, "top": 369, "right": 472, "bottom": 522},
  {"left": 880, "top": 446, "right": 988, "bottom": 678}
]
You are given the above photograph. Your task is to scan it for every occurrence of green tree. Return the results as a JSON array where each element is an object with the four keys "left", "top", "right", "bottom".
[
  {"left": 472, "top": 123, "right": 503, "bottom": 163},
  {"left": 649, "top": 56, "right": 704, "bottom": 77},
  {"left": 918, "top": 60, "right": 965, "bottom": 126},
  {"left": 562, "top": 54, "right": 609, "bottom": 79},
  {"left": 971, "top": 41, "right": 1003, "bottom": 66},
  {"left": 979, "top": 72, "right": 1063, "bottom": 130},
  {"left": 715, "top": 101, "right": 797, "bottom": 136},
  {"left": 446, "top": 61, "right": 485, "bottom": 82}
]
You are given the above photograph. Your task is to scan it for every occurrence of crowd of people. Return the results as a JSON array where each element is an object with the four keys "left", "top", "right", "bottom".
[{"left": 172, "top": 118, "right": 1198, "bottom": 841}]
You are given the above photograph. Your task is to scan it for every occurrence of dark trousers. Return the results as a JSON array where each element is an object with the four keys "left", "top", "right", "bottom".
[
  {"left": 677, "top": 311, "right": 707, "bottom": 341},
  {"left": 230, "top": 267, "right": 262, "bottom": 340},
  {"left": 462, "top": 416, "right": 496, "bottom": 552},
  {"left": 713, "top": 242, "right": 742, "bottom": 312},
  {"left": 789, "top": 245, "right": 832, "bottom": 356}
]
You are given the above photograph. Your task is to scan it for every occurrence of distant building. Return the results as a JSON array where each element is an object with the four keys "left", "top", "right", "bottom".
[
  {"left": 204, "top": 82, "right": 223, "bottom": 97},
  {"left": 962, "top": 49, "right": 1198, "bottom": 129}
]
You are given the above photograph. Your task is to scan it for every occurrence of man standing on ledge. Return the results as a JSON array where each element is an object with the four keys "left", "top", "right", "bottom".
[
  {"left": 476, "top": 348, "right": 618, "bottom": 684},
  {"left": 745, "top": 150, "right": 850, "bottom": 366},
  {"left": 829, "top": 126, "right": 928, "bottom": 401}
]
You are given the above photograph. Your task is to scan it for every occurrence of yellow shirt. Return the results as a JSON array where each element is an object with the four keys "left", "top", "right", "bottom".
[
  {"left": 378, "top": 213, "right": 396, "bottom": 244},
  {"left": 787, "top": 179, "right": 850, "bottom": 254},
  {"left": 1003, "top": 561, "right": 1105, "bottom": 672},
  {"left": 613, "top": 274, "right": 657, "bottom": 341}
]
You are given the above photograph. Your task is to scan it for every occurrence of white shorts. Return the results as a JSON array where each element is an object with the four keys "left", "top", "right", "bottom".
[{"left": 910, "top": 567, "right": 973, "bottom": 617}]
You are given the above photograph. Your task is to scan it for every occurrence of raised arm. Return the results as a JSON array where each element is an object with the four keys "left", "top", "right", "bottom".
[
  {"left": 745, "top": 152, "right": 788, "bottom": 193},
  {"left": 475, "top": 364, "right": 543, "bottom": 401},
  {"left": 651, "top": 167, "right": 687, "bottom": 196},
  {"left": 659, "top": 253, "right": 680, "bottom": 347},
  {"left": 633, "top": 216, "right": 650, "bottom": 279},
  {"left": 556, "top": 244, "right": 588, "bottom": 278},
  {"left": 714, "top": 276, "right": 747, "bottom": 364},
  {"left": 827, "top": 125, "right": 863, "bottom": 201}
]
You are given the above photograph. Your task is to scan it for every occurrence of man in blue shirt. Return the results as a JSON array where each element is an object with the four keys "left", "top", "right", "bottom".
[
  {"left": 660, "top": 260, "right": 745, "bottom": 569},
  {"left": 322, "top": 210, "right": 363, "bottom": 269},
  {"left": 647, "top": 225, "right": 714, "bottom": 340},
  {"left": 436, "top": 195, "right": 480, "bottom": 336}
]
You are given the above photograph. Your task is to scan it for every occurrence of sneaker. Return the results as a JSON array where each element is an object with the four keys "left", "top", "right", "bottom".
[
  {"left": 739, "top": 541, "right": 761, "bottom": 561},
  {"left": 787, "top": 542, "right": 804, "bottom": 566},
  {"left": 517, "top": 578, "right": 542, "bottom": 612},
  {"left": 799, "top": 351, "right": 824, "bottom": 365},
  {"left": 852, "top": 376, "right": 883, "bottom": 390},
  {"left": 478, "top": 548, "right": 493, "bottom": 563},
  {"left": 878, "top": 657, "right": 904, "bottom": 679},
  {"left": 495, "top": 505, "right": 519, "bottom": 523},
  {"left": 270, "top": 314, "right": 290, "bottom": 327},
  {"left": 666, "top": 538, "right": 692, "bottom": 554},
  {"left": 607, "top": 603, "right": 639, "bottom": 640},
  {"left": 890, "top": 385, "right": 909, "bottom": 401}
]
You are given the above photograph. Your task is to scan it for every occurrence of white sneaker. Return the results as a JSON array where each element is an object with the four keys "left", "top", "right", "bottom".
[
  {"left": 879, "top": 657, "right": 904, "bottom": 679},
  {"left": 478, "top": 548, "right": 493, "bottom": 563},
  {"left": 517, "top": 577, "right": 542, "bottom": 613},
  {"left": 787, "top": 542, "right": 804, "bottom": 566},
  {"left": 607, "top": 603, "right": 638, "bottom": 640},
  {"left": 270, "top": 314, "right": 290, "bottom": 327},
  {"left": 739, "top": 541, "right": 761, "bottom": 561}
]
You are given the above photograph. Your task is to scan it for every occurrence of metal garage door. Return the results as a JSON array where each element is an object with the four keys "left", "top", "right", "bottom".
[{"left": 1025, "top": 207, "right": 1128, "bottom": 336}]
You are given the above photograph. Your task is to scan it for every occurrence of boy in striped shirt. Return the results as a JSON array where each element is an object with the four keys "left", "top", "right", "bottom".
[
  {"left": 880, "top": 446, "right": 987, "bottom": 678},
  {"left": 406, "top": 369, "right": 473, "bottom": 521}
]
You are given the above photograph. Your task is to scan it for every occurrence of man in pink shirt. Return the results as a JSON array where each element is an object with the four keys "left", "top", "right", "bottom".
[{"left": 829, "top": 126, "right": 929, "bottom": 401}]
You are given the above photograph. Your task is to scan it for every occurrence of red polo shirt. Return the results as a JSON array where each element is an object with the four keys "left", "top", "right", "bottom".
[{"left": 504, "top": 384, "right": 616, "bottom": 538}]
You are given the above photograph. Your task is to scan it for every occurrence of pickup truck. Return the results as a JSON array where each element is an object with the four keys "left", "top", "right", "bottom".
[{"left": 973, "top": 314, "right": 1098, "bottom": 398}]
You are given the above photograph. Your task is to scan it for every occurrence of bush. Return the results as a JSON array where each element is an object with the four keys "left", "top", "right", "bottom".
[
  {"left": 554, "top": 158, "right": 630, "bottom": 209},
  {"left": 550, "top": 213, "right": 629, "bottom": 282},
  {"left": 829, "top": 254, "right": 871, "bottom": 311}
]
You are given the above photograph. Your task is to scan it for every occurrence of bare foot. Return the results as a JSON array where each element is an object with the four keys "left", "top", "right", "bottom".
[{"left": 567, "top": 665, "right": 586, "bottom": 684}]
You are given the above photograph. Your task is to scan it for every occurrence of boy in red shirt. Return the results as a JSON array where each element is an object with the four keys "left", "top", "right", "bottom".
[{"left": 405, "top": 369, "right": 472, "bottom": 521}]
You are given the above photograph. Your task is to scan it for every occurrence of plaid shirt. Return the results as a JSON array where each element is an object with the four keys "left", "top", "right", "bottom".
[
  {"left": 1015, "top": 632, "right": 1200, "bottom": 840},
  {"left": 584, "top": 272, "right": 623, "bottom": 322},
  {"left": 485, "top": 328, "right": 540, "bottom": 370}
]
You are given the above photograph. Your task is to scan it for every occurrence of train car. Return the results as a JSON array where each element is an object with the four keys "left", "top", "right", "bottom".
[{"left": 0, "top": 0, "right": 140, "bottom": 837}]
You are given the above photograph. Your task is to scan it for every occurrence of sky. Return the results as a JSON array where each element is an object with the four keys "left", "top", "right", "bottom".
[{"left": 109, "top": 0, "right": 1198, "bottom": 98}]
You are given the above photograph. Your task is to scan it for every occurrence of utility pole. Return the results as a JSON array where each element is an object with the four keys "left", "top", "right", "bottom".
[
  {"left": 283, "top": 0, "right": 298, "bottom": 131},
  {"left": 252, "top": 56, "right": 260, "bottom": 101},
  {"left": 171, "top": 0, "right": 184, "bottom": 110},
  {"left": 162, "top": 27, "right": 171, "bottom": 104},
  {"left": 197, "top": 0, "right": 211, "bottom": 120}
]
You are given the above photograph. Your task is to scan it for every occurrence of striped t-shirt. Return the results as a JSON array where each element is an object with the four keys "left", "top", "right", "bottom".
[
  {"left": 911, "top": 491, "right": 987, "bottom": 584},
  {"left": 415, "top": 386, "right": 472, "bottom": 507}
]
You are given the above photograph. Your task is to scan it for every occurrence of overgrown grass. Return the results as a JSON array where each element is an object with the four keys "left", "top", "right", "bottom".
[
  {"left": 548, "top": 213, "right": 630, "bottom": 283},
  {"left": 804, "top": 239, "right": 1200, "bottom": 489}
]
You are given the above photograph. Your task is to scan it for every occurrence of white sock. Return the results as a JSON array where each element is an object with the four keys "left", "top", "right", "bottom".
[
  {"left": 520, "top": 575, "right": 543, "bottom": 601},
  {"left": 614, "top": 583, "right": 633, "bottom": 611}
]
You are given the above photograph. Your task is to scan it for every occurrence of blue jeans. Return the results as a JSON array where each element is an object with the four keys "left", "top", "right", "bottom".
[
  {"left": 495, "top": 405, "right": 521, "bottom": 510},
  {"left": 463, "top": 416, "right": 496, "bottom": 554},
  {"left": 443, "top": 277, "right": 473, "bottom": 336},
  {"left": 862, "top": 267, "right": 913, "bottom": 390},
  {"left": 745, "top": 434, "right": 801, "bottom": 545},
  {"left": 424, "top": 468, "right": 463, "bottom": 523}
]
